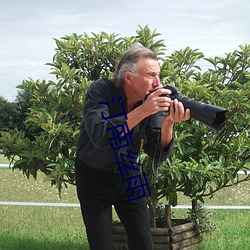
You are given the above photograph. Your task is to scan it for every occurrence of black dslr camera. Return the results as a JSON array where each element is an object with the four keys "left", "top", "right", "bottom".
[{"left": 147, "top": 85, "right": 227, "bottom": 132}]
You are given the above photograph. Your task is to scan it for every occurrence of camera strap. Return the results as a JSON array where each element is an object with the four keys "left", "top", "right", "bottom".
[{"left": 151, "top": 133, "right": 162, "bottom": 182}]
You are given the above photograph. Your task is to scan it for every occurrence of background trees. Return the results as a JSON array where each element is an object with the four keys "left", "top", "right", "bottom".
[
  {"left": 0, "top": 95, "right": 27, "bottom": 132},
  {"left": 0, "top": 26, "right": 249, "bottom": 217},
  {"left": 0, "top": 97, "right": 17, "bottom": 131}
]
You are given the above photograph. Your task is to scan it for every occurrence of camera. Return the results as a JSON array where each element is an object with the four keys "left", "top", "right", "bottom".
[{"left": 147, "top": 85, "right": 228, "bottom": 132}]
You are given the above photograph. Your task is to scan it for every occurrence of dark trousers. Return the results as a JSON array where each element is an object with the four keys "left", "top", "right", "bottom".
[{"left": 75, "top": 158, "right": 153, "bottom": 250}]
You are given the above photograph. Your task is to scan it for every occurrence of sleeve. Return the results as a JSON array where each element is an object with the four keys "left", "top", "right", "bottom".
[
  {"left": 143, "top": 111, "right": 174, "bottom": 163},
  {"left": 82, "top": 79, "right": 127, "bottom": 149}
]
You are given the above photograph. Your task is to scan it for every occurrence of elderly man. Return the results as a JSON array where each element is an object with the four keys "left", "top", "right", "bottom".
[{"left": 75, "top": 44, "right": 190, "bottom": 250}]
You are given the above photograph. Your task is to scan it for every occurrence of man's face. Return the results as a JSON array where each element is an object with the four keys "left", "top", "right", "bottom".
[{"left": 129, "top": 58, "right": 162, "bottom": 100}]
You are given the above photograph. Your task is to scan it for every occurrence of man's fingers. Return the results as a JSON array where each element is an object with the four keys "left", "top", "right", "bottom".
[{"left": 169, "top": 100, "right": 191, "bottom": 121}]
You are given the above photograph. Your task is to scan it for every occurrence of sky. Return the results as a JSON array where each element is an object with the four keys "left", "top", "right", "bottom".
[{"left": 0, "top": 0, "right": 249, "bottom": 101}]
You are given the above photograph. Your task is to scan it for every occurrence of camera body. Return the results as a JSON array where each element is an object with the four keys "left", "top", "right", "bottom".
[{"left": 160, "top": 85, "right": 180, "bottom": 99}]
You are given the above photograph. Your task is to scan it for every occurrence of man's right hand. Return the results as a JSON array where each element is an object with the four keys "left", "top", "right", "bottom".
[{"left": 141, "top": 88, "right": 172, "bottom": 116}]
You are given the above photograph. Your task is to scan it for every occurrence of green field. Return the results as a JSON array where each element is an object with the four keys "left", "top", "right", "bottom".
[
  {"left": 0, "top": 151, "right": 10, "bottom": 164},
  {"left": 0, "top": 154, "right": 250, "bottom": 249}
]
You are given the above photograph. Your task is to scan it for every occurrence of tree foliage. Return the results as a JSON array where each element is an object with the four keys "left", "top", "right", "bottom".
[
  {"left": 0, "top": 97, "right": 24, "bottom": 132},
  {"left": 142, "top": 44, "right": 250, "bottom": 225},
  {"left": 0, "top": 26, "right": 249, "bottom": 215},
  {"left": 0, "top": 26, "right": 164, "bottom": 192}
]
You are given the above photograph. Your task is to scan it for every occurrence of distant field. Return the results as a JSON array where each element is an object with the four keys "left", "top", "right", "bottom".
[
  {"left": 0, "top": 151, "right": 10, "bottom": 164},
  {"left": 1, "top": 152, "right": 249, "bottom": 205}
]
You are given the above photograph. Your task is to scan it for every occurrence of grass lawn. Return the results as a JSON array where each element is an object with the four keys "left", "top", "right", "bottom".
[
  {"left": 0, "top": 166, "right": 88, "bottom": 250},
  {"left": 0, "top": 151, "right": 10, "bottom": 164},
  {"left": 0, "top": 206, "right": 88, "bottom": 250},
  {"left": 0, "top": 156, "right": 250, "bottom": 249},
  {"left": 200, "top": 210, "right": 250, "bottom": 249}
]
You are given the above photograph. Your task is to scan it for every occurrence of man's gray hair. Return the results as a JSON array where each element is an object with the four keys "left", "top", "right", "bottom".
[{"left": 113, "top": 44, "right": 157, "bottom": 87}]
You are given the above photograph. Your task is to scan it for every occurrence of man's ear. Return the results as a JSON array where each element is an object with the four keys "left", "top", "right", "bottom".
[{"left": 124, "top": 72, "right": 133, "bottom": 85}]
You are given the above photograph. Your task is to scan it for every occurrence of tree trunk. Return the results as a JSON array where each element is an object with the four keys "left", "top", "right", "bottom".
[
  {"left": 165, "top": 204, "right": 172, "bottom": 228},
  {"left": 148, "top": 198, "right": 156, "bottom": 228},
  {"left": 192, "top": 199, "right": 197, "bottom": 213}
]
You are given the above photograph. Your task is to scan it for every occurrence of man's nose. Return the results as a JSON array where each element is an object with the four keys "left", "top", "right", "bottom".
[{"left": 153, "top": 76, "right": 162, "bottom": 88}]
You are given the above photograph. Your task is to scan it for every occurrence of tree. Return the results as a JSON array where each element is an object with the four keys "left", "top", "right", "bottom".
[
  {"left": 0, "top": 27, "right": 249, "bottom": 226},
  {"left": 0, "top": 97, "right": 20, "bottom": 131},
  {"left": 142, "top": 45, "right": 250, "bottom": 226},
  {"left": 14, "top": 86, "right": 33, "bottom": 132},
  {"left": 0, "top": 87, "right": 32, "bottom": 133}
]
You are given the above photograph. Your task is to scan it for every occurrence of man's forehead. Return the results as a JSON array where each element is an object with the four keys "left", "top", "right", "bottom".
[{"left": 137, "top": 58, "right": 160, "bottom": 71}]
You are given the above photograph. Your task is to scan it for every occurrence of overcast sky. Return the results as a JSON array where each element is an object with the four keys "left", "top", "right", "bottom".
[{"left": 0, "top": 0, "right": 249, "bottom": 101}]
